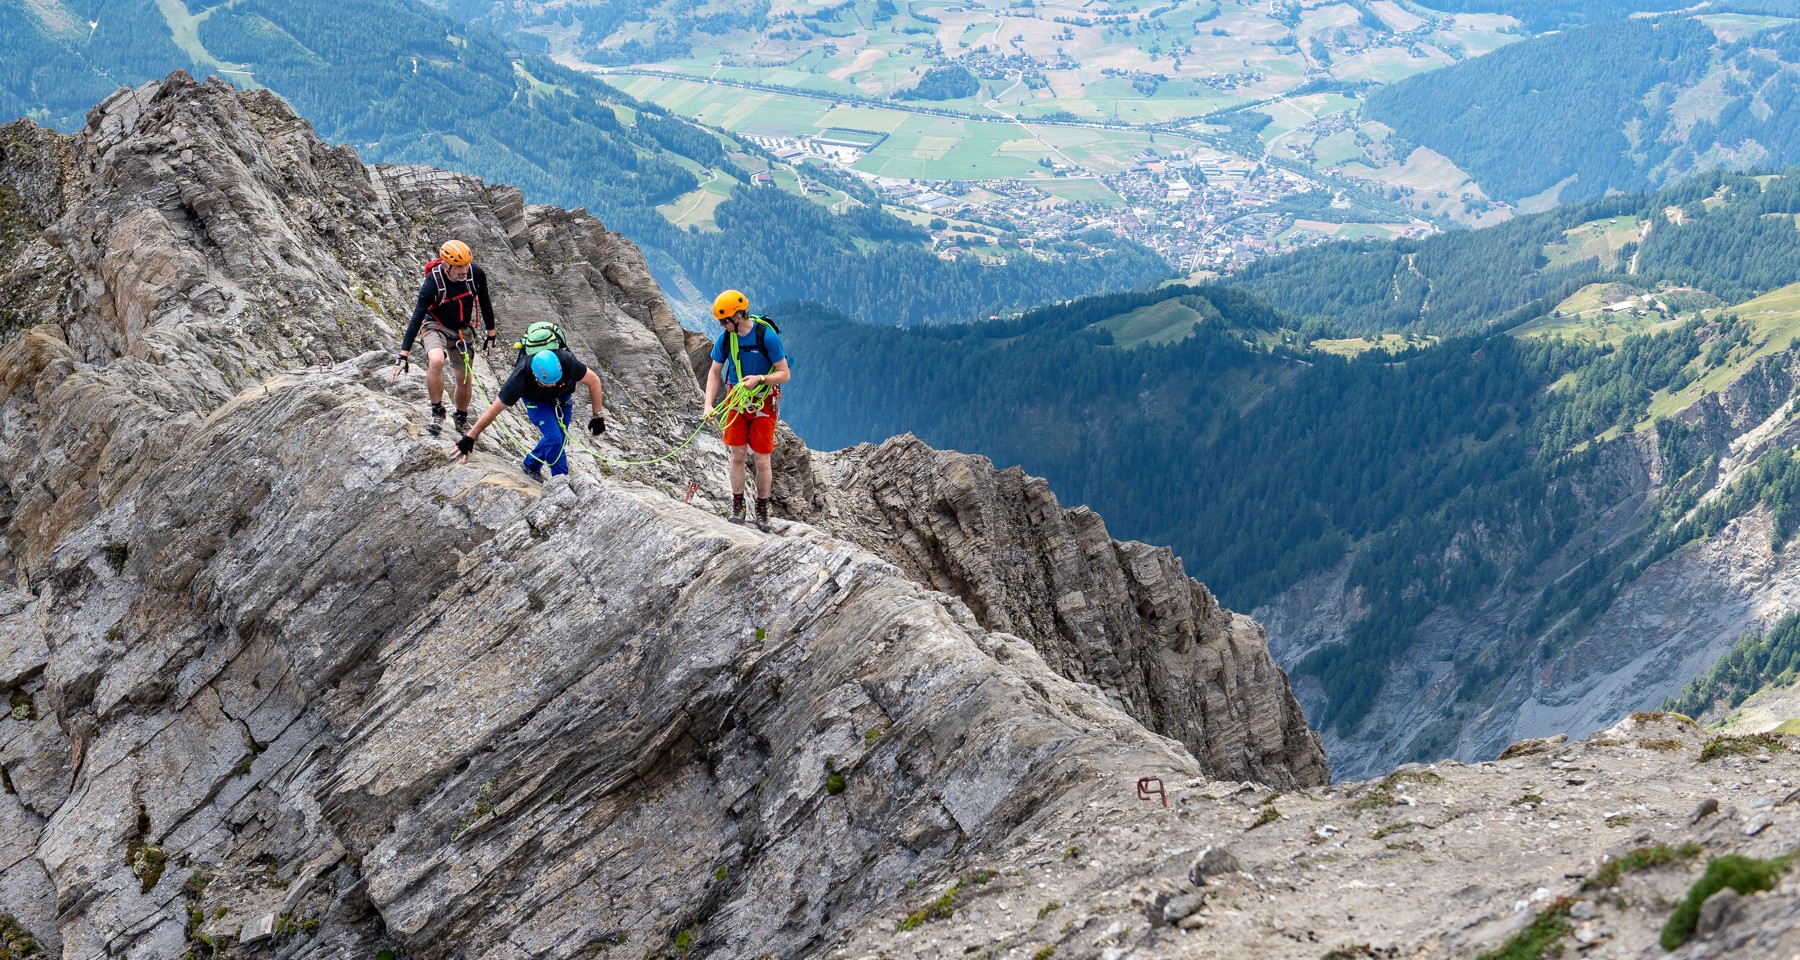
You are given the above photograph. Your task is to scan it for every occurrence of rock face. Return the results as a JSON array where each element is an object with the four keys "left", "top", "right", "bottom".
[
  {"left": 0, "top": 73, "right": 1323, "bottom": 956},
  {"left": 796, "top": 436, "right": 1326, "bottom": 788}
]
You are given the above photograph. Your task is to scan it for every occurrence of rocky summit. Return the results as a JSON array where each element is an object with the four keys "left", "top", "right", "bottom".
[
  {"left": 4, "top": 72, "right": 1800, "bottom": 960},
  {"left": 0, "top": 72, "right": 1323, "bottom": 957}
]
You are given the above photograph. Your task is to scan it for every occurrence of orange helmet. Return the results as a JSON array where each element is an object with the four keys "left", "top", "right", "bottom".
[
  {"left": 712, "top": 289, "right": 748, "bottom": 320},
  {"left": 439, "top": 239, "right": 473, "bottom": 266}
]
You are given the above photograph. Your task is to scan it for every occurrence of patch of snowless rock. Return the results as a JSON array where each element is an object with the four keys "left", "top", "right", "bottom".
[
  {"left": 834, "top": 715, "right": 1800, "bottom": 959},
  {"left": 0, "top": 72, "right": 1325, "bottom": 956}
]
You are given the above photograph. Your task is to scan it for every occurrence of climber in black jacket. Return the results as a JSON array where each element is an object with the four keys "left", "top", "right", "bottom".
[{"left": 390, "top": 239, "right": 498, "bottom": 436}]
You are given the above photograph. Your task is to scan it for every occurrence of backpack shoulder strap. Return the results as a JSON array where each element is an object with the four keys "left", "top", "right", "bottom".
[{"left": 727, "top": 329, "right": 745, "bottom": 384}]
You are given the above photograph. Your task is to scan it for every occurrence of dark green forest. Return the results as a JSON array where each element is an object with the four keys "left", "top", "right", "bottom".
[
  {"left": 896, "top": 65, "right": 980, "bottom": 101},
  {"left": 1233, "top": 170, "right": 1800, "bottom": 334},
  {"left": 1367, "top": 12, "right": 1800, "bottom": 207},
  {"left": 4, "top": 0, "right": 1168, "bottom": 326},
  {"left": 780, "top": 267, "right": 1795, "bottom": 735},
  {"left": 1665, "top": 611, "right": 1800, "bottom": 720},
  {"left": 0, "top": 0, "right": 199, "bottom": 129}
]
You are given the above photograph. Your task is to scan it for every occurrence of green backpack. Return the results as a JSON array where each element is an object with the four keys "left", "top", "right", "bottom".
[{"left": 516, "top": 321, "right": 567, "bottom": 359}]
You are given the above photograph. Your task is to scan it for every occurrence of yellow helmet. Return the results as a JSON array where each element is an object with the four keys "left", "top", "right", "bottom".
[
  {"left": 712, "top": 289, "right": 748, "bottom": 320},
  {"left": 439, "top": 239, "right": 473, "bottom": 266}
]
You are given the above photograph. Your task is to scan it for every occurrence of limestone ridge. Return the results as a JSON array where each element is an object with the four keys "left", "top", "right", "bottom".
[
  {"left": 797, "top": 437, "right": 1327, "bottom": 788},
  {"left": 0, "top": 71, "right": 1322, "bottom": 956}
]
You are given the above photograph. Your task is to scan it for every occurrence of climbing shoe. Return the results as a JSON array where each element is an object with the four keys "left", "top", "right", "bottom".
[
  {"left": 453, "top": 409, "right": 471, "bottom": 434},
  {"left": 728, "top": 493, "right": 747, "bottom": 525},
  {"left": 428, "top": 402, "right": 447, "bottom": 437},
  {"left": 755, "top": 497, "right": 772, "bottom": 533}
]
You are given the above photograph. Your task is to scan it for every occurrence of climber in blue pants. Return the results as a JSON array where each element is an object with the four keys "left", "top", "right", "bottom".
[
  {"left": 454, "top": 345, "right": 604, "bottom": 481},
  {"left": 520, "top": 398, "right": 575, "bottom": 476}
]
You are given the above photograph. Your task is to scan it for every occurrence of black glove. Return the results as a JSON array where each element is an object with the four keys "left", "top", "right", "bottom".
[
  {"left": 396, "top": 352, "right": 410, "bottom": 373},
  {"left": 484, "top": 330, "right": 497, "bottom": 352},
  {"left": 455, "top": 434, "right": 475, "bottom": 456},
  {"left": 588, "top": 416, "right": 605, "bottom": 435}
]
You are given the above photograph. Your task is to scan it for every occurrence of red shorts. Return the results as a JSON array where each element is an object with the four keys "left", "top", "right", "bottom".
[{"left": 722, "top": 395, "right": 779, "bottom": 455}]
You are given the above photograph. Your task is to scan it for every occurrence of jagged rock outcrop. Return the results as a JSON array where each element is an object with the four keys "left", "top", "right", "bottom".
[
  {"left": 0, "top": 72, "right": 1322, "bottom": 957},
  {"left": 795, "top": 436, "right": 1326, "bottom": 788}
]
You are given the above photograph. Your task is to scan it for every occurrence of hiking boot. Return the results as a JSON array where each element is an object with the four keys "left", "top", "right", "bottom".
[
  {"left": 453, "top": 409, "right": 471, "bottom": 434},
  {"left": 755, "top": 497, "right": 772, "bottom": 533},
  {"left": 522, "top": 464, "right": 544, "bottom": 484},
  {"left": 428, "top": 402, "right": 447, "bottom": 437},
  {"left": 728, "top": 494, "right": 747, "bottom": 525}
]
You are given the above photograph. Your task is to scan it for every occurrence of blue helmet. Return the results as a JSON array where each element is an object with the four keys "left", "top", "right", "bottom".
[{"left": 530, "top": 350, "right": 562, "bottom": 385}]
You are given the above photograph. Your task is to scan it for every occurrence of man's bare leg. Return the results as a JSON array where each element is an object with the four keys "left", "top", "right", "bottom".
[
  {"left": 753, "top": 452, "right": 773, "bottom": 499},
  {"left": 425, "top": 348, "right": 448, "bottom": 406}
]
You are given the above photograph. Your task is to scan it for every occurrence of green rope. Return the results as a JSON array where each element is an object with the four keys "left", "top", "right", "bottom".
[
  {"left": 551, "top": 380, "right": 763, "bottom": 468},
  {"left": 461, "top": 347, "right": 536, "bottom": 459},
  {"left": 459, "top": 340, "right": 769, "bottom": 471}
]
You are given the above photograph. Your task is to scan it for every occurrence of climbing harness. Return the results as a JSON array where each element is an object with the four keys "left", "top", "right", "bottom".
[{"left": 454, "top": 348, "right": 754, "bottom": 469}]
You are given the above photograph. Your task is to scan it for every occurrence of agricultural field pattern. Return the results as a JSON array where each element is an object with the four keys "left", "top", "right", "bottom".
[{"left": 458, "top": 0, "right": 1550, "bottom": 273}]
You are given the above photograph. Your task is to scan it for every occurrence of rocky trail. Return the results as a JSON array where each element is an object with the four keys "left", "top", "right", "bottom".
[{"left": 833, "top": 714, "right": 1800, "bottom": 959}]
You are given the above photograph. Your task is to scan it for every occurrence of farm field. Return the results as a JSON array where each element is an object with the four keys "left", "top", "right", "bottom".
[
  {"left": 1510, "top": 306, "right": 1675, "bottom": 347},
  {"left": 1542, "top": 216, "right": 1644, "bottom": 270},
  {"left": 1310, "top": 333, "right": 1426, "bottom": 356},
  {"left": 1036, "top": 178, "right": 1126, "bottom": 208},
  {"left": 1697, "top": 12, "right": 1798, "bottom": 40},
  {"left": 609, "top": 74, "right": 1212, "bottom": 182},
  {"left": 1099, "top": 298, "right": 1209, "bottom": 348},
  {"left": 1279, "top": 220, "right": 1413, "bottom": 242}
]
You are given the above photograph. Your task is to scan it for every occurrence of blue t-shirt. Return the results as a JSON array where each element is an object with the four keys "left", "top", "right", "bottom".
[{"left": 711, "top": 323, "right": 785, "bottom": 385}]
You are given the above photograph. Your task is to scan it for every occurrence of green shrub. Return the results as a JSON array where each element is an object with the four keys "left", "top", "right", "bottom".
[
  {"left": 1581, "top": 843, "right": 1701, "bottom": 891},
  {"left": 1661, "top": 854, "right": 1793, "bottom": 950},
  {"left": 1699, "top": 732, "right": 1788, "bottom": 762},
  {"left": 1476, "top": 896, "right": 1574, "bottom": 960}
]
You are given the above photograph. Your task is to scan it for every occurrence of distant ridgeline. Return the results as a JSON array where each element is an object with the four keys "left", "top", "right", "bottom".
[
  {"left": 0, "top": 0, "right": 1165, "bottom": 325},
  {"left": 1232, "top": 169, "right": 1800, "bottom": 334},
  {"left": 1365, "top": 11, "right": 1800, "bottom": 206},
  {"left": 785, "top": 168, "right": 1800, "bottom": 743}
]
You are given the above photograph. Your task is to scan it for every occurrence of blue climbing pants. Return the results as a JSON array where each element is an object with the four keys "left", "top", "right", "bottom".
[{"left": 522, "top": 400, "right": 573, "bottom": 476}]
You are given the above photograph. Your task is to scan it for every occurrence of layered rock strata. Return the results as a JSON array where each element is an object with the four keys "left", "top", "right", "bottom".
[{"left": 0, "top": 72, "right": 1322, "bottom": 956}]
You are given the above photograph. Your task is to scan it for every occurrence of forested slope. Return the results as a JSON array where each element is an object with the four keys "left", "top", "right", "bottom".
[
  {"left": 1232, "top": 170, "right": 1800, "bottom": 334},
  {"left": 1365, "top": 13, "right": 1800, "bottom": 205},
  {"left": 780, "top": 181, "right": 1800, "bottom": 771}
]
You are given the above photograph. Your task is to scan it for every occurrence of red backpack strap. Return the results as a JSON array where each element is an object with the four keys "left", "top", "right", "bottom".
[{"left": 422, "top": 257, "right": 445, "bottom": 276}]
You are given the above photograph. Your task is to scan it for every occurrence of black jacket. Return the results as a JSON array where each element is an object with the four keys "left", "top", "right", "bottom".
[{"left": 401, "top": 263, "right": 495, "bottom": 352}]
